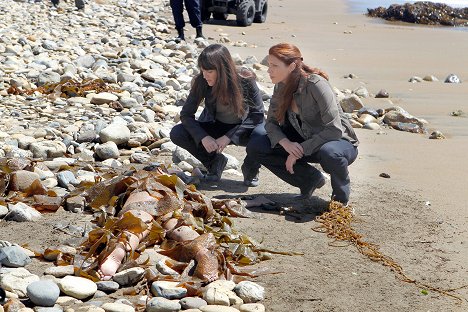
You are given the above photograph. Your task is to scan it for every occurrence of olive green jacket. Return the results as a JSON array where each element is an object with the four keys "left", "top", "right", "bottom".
[{"left": 266, "top": 74, "right": 359, "bottom": 156}]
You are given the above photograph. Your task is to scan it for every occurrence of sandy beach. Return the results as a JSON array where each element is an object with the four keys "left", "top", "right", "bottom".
[
  {"left": 0, "top": 0, "right": 467, "bottom": 311},
  {"left": 200, "top": 0, "right": 468, "bottom": 310}
]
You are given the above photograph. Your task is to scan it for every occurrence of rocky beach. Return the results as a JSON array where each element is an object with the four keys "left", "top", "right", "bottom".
[{"left": 1, "top": 0, "right": 468, "bottom": 311}]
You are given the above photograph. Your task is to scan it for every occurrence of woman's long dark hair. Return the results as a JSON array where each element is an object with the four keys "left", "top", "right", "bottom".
[
  {"left": 191, "top": 44, "right": 245, "bottom": 117},
  {"left": 269, "top": 43, "right": 329, "bottom": 124}
]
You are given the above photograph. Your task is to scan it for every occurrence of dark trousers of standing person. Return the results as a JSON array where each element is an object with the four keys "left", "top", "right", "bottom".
[
  {"left": 51, "top": 0, "right": 85, "bottom": 9},
  {"left": 170, "top": 0, "right": 203, "bottom": 39},
  {"left": 170, "top": 121, "right": 266, "bottom": 175},
  {"left": 246, "top": 123, "right": 358, "bottom": 204}
]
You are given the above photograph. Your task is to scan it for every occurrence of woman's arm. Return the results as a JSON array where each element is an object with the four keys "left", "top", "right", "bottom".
[
  {"left": 180, "top": 91, "right": 209, "bottom": 145},
  {"left": 224, "top": 78, "right": 265, "bottom": 145},
  {"left": 300, "top": 79, "right": 343, "bottom": 155},
  {"left": 265, "top": 84, "right": 288, "bottom": 147}
]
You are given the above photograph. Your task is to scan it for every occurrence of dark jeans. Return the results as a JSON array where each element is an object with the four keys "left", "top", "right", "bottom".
[
  {"left": 170, "top": 121, "right": 266, "bottom": 175},
  {"left": 50, "top": 0, "right": 84, "bottom": 8},
  {"left": 246, "top": 125, "right": 358, "bottom": 203},
  {"left": 170, "top": 0, "right": 202, "bottom": 30}
]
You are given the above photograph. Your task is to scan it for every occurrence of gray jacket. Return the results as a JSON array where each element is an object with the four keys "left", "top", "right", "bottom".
[
  {"left": 180, "top": 77, "right": 264, "bottom": 146},
  {"left": 266, "top": 74, "right": 359, "bottom": 156}
]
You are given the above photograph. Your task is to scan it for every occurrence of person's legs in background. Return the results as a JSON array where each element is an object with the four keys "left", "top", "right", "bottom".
[
  {"left": 170, "top": 0, "right": 186, "bottom": 40},
  {"left": 184, "top": 0, "right": 204, "bottom": 38}
]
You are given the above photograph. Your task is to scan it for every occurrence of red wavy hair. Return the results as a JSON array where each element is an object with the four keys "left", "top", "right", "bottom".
[{"left": 269, "top": 43, "right": 329, "bottom": 123}]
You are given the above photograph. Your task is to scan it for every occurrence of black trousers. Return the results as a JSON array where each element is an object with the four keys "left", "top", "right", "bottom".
[
  {"left": 170, "top": 0, "right": 202, "bottom": 30},
  {"left": 51, "top": 0, "right": 84, "bottom": 8},
  {"left": 170, "top": 121, "right": 266, "bottom": 174},
  {"left": 246, "top": 124, "right": 358, "bottom": 203}
]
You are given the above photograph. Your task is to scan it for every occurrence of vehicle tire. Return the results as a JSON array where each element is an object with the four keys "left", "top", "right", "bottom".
[
  {"left": 236, "top": 0, "right": 255, "bottom": 27},
  {"left": 201, "top": 8, "right": 211, "bottom": 22},
  {"left": 213, "top": 12, "right": 228, "bottom": 20},
  {"left": 201, "top": 1, "right": 211, "bottom": 22},
  {"left": 254, "top": 1, "right": 267, "bottom": 23}
]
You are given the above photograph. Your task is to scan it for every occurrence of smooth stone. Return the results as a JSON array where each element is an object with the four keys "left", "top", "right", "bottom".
[
  {"left": 234, "top": 281, "right": 264, "bottom": 303},
  {"left": 112, "top": 267, "right": 145, "bottom": 286},
  {"left": 95, "top": 141, "right": 119, "bottom": 160},
  {"left": 73, "top": 306, "right": 105, "bottom": 312},
  {"left": 100, "top": 302, "right": 134, "bottom": 312},
  {"left": 0, "top": 246, "right": 31, "bottom": 267},
  {"left": 357, "top": 113, "right": 377, "bottom": 125},
  {"left": 151, "top": 281, "right": 187, "bottom": 299},
  {"left": 65, "top": 196, "right": 86, "bottom": 213},
  {"left": 199, "top": 306, "right": 240, "bottom": 312},
  {"left": 9, "top": 170, "right": 41, "bottom": 191},
  {"left": 445, "top": 74, "right": 461, "bottom": 83},
  {"left": 90, "top": 93, "right": 118, "bottom": 105},
  {"left": 26, "top": 280, "right": 60, "bottom": 307},
  {"left": 339, "top": 94, "right": 364, "bottom": 113},
  {"left": 44, "top": 265, "right": 75, "bottom": 278},
  {"left": 34, "top": 305, "right": 63, "bottom": 312},
  {"left": 7, "top": 202, "right": 42, "bottom": 222},
  {"left": 239, "top": 303, "right": 265, "bottom": 312},
  {"left": 409, "top": 76, "right": 423, "bottom": 83},
  {"left": 179, "top": 297, "right": 207, "bottom": 309},
  {"left": 353, "top": 86, "right": 369, "bottom": 98},
  {"left": 146, "top": 297, "right": 181, "bottom": 312},
  {"left": 57, "top": 276, "right": 97, "bottom": 300},
  {"left": 205, "top": 280, "right": 236, "bottom": 291},
  {"left": 203, "top": 287, "right": 230, "bottom": 306},
  {"left": 99, "top": 124, "right": 131, "bottom": 145},
  {"left": 95, "top": 281, "right": 119, "bottom": 293},
  {"left": 0, "top": 267, "right": 40, "bottom": 297},
  {"left": 0, "top": 205, "right": 8, "bottom": 217},
  {"left": 429, "top": 131, "right": 446, "bottom": 139},
  {"left": 56, "top": 171, "right": 78, "bottom": 188},
  {"left": 363, "top": 122, "right": 381, "bottom": 130},
  {"left": 423, "top": 75, "right": 438, "bottom": 82},
  {"left": 29, "top": 141, "right": 67, "bottom": 159},
  {"left": 375, "top": 89, "right": 389, "bottom": 98}
]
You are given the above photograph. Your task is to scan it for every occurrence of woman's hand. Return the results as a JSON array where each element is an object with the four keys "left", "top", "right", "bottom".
[
  {"left": 215, "top": 135, "right": 231, "bottom": 153},
  {"left": 279, "top": 138, "right": 304, "bottom": 159},
  {"left": 201, "top": 136, "right": 219, "bottom": 153},
  {"left": 285, "top": 154, "right": 298, "bottom": 174}
]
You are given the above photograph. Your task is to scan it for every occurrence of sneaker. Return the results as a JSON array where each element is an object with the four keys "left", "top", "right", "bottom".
[
  {"left": 203, "top": 154, "right": 227, "bottom": 182},
  {"left": 298, "top": 174, "right": 326, "bottom": 200},
  {"left": 243, "top": 174, "right": 259, "bottom": 187},
  {"left": 241, "top": 163, "right": 259, "bottom": 187}
]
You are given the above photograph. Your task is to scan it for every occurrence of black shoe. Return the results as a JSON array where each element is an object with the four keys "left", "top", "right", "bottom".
[
  {"left": 0, "top": 286, "right": 5, "bottom": 303},
  {"left": 196, "top": 26, "right": 205, "bottom": 39},
  {"left": 75, "top": 0, "right": 84, "bottom": 9},
  {"left": 176, "top": 28, "right": 185, "bottom": 42},
  {"left": 241, "top": 163, "right": 259, "bottom": 187},
  {"left": 244, "top": 175, "right": 259, "bottom": 187},
  {"left": 203, "top": 154, "right": 227, "bottom": 182},
  {"left": 298, "top": 174, "right": 326, "bottom": 200}
]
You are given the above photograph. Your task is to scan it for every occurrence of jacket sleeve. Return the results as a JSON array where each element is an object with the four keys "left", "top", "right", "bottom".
[
  {"left": 179, "top": 91, "right": 209, "bottom": 145},
  {"left": 225, "top": 78, "right": 265, "bottom": 145},
  {"left": 265, "top": 84, "right": 287, "bottom": 147},
  {"left": 300, "top": 80, "right": 343, "bottom": 155}
]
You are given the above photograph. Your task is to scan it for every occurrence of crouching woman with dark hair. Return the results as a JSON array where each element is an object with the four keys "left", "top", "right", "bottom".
[{"left": 170, "top": 44, "right": 266, "bottom": 186}]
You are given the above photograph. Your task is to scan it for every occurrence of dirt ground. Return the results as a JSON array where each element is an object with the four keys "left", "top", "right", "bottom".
[{"left": 1, "top": 138, "right": 466, "bottom": 312}]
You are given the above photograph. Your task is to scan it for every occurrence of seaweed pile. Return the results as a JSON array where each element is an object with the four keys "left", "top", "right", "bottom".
[
  {"left": 367, "top": 2, "right": 468, "bottom": 26},
  {"left": 314, "top": 201, "right": 468, "bottom": 303}
]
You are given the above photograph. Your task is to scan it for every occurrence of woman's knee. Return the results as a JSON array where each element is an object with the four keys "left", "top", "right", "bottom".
[
  {"left": 246, "top": 134, "right": 271, "bottom": 155},
  {"left": 170, "top": 124, "right": 189, "bottom": 145}
]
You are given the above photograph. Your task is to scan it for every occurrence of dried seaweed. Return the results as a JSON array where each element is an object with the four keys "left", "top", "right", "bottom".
[
  {"left": 7, "top": 78, "right": 121, "bottom": 99},
  {"left": 313, "top": 201, "right": 468, "bottom": 304},
  {"left": 74, "top": 168, "right": 298, "bottom": 290}
]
